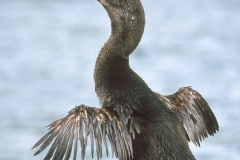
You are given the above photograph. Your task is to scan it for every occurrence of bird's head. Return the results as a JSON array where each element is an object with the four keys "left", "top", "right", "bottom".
[{"left": 98, "top": 0, "right": 145, "bottom": 56}]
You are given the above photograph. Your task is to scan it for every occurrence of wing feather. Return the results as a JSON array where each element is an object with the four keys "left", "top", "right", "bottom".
[
  {"left": 32, "top": 104, "right": 134, "bottom": 160},
  {"left": 101, "top": 125, "right": 108, "bottom": 157},
  {"left": 73, "top": 120, "right": 78, "bottom": 160},
  {"left": 64, "top": 124, "right": 75, "bottom": 160},
  {"left": 156, "top": 87, "right": 219, "bottom": 146}
]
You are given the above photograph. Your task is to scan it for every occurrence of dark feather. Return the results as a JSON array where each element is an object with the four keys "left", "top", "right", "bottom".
[
  {"left": 32, "top": 104, "right": 134, "bottom": 160},
  {"left": 155, "top": 87, "right": 219, "bottom": 146}
]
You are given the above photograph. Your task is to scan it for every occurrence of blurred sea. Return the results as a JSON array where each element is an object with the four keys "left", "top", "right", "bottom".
[{"left": 0, "top": 0, "right": 240, "bottom": 159}]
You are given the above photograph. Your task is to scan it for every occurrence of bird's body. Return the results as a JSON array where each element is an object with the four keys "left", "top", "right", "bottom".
[{"left": 32, "top": 0, "right": 219, "bottom": 159}]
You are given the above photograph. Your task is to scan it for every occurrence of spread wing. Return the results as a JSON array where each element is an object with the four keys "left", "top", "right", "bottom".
[
  {"left": 32, "top": 104, "right": 135, "bottom": 160},
  {"left": 155, "top": 87, "right": 219, "bottom": 146}
]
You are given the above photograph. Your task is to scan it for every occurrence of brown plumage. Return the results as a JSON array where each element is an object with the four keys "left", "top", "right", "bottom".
[
  {"left": 32, "top": 105, "right": 136, "bottom": 160},
  {"left": 155, "top": 87, "right": 219, "bottom": 147},
  {"left": 32, "top": 0, "right": 219, "bottom": 159}
]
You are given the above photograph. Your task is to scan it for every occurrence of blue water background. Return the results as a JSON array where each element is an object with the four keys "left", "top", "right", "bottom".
[{"left": 0, "top": 0, "right": 240, "bottom": 159}]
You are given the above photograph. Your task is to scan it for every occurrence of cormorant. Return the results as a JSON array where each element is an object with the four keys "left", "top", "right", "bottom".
[{"left": 32, "top": 0, "right": 219, "bottom": 159}]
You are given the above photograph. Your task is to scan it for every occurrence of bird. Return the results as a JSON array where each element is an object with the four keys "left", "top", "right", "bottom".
[{"left": 32, "top": 0, "right": 219, "bottom": 160}]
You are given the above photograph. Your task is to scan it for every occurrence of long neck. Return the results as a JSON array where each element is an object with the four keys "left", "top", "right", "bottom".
[{"left": 94, "top": 0, "right": 145, "bottom": 101}]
